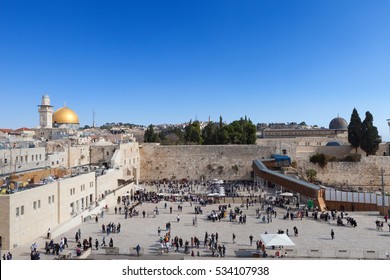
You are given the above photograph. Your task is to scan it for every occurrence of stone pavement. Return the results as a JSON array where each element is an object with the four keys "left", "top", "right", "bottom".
[{"left": 5, "top": 195, "right": 390, "bottom": 260}]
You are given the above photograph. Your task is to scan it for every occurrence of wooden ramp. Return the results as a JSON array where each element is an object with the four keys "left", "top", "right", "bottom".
[{"left": 316, "top": 196, "right": 327, "bottom": 212}]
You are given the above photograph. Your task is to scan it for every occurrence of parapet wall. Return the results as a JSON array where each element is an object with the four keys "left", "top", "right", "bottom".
[
  {"left": 298, "top": 156, "right": 390, "bottom": 192},
  {"left": 140, "top": 144, "right": 276, "bottom": 182}
]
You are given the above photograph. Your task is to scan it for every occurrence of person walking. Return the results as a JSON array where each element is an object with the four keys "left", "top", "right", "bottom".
[
  {"left": 249, "top": 235, "right": 253, "bottom": 246},
  {"left": 331, "top": 229, "right": 335, "bottom": 240},
  {"left": 136, "top": 244, "right": 141, "bottom": 257},
  {"left": 293, "top": 226, "right": 298, "bottom": 237},
  {"left": 232, "top": 233, "right": 236, "bottom": 244}
]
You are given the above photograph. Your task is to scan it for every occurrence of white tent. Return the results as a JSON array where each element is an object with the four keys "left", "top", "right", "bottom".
[
  {"left": 279, "top": 192, "right": 294, "bottom": 197},
  {"left": 260, "top": 234, "right": 295, "bottom": 247}
]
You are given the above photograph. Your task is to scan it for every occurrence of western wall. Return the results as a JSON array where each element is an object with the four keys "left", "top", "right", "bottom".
[
  {"left": 140, "top": 144, "right": 276, "bottom": 182},
  {"left": 140, "top": 141, "right": 390, "bottom": 193}
]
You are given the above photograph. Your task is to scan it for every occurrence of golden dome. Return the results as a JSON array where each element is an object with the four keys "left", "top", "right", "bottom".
[{"left": 53, "top": 107, "right": 79, "bottom": 124}]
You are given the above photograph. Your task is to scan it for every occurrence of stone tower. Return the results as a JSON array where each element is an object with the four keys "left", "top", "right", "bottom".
[{"left": 38, "top": 95, "right": 53, "bottom": 128}]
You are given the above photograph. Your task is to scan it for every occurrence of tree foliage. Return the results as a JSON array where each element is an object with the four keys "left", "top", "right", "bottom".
[
  {"left": 144, "top": 124, "right": 160, "bottom": 143},
  {"left": 184, "top": 120, "right": 203, "bottom": 144},
  {"left": 347, "top": 109, "right": 381, "bottom": 156},
  {"left": 201, "top": 116, "right": 256, "bottom": 145},
  {"left": 348, "top": 108, "right": 362, "bottom": 153},
  {"left": 144, "top": 116, "right": 257, "bottom": 146},
  {"left": 306, "top": 169, "right": 317, "bottom": 182},
  {"left": 310, "top": 153, "right": 327, "bottom": 168},
  {"left": 159, "top": 127, "right": 185, "bottom": 145},
  {"left": 360, "top": 111, "right": 381, "bottom": 156}
]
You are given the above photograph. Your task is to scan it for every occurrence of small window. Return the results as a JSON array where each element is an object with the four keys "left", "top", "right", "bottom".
[
  {"left": 48, "top": 196, "right": 51, "bottom": 204},
  {"left": 16, "top": 207, "right": 20, "bottom": 216},
  {"left": 21, "top": 205, "right": 24, "bottom": 215},
  {"left": 38, "top": 200, "right": 41, "bottom": 208},
  {"left": 32, "top": 155, "right": 34, "bottom": 161},
  {"left": 52, "top": 195, "right": 54, "bottom": 203},
  {"left": 4, "top": 158, "right": 7, "bottom": 164},
  {"left": 33, "top": 201, "right": 37, "bottom": 210}
]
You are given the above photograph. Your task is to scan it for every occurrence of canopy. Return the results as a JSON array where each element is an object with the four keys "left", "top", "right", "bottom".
[
  {"left": 279, "top": 192, "right": 294, "bottom": 197},
  {"left": 260, "top": 234, "right": 295, "bottom": 247},
  {"left": 212, "top": 179, "right": 224, "bottom": 184}
]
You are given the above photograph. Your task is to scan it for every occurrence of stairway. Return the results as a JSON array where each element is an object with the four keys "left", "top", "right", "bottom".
[{"left": 316, "top": 196, "right": 327, "bottom": 211}]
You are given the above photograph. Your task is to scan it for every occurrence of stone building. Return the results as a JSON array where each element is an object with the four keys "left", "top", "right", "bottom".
[
  {"left": 0, "top": 140, "right": 141, "bottom": 251},
  {"left": 259, "top": 116, "right": 348, "bottom": 139}
]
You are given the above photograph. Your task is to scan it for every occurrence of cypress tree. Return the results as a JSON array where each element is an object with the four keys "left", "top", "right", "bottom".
[
  {"left": 360, "top": 111, "right": 381, "bottom": 156},
  {"left": 348, "top": 108, "right": 362, "bottom": 153}
]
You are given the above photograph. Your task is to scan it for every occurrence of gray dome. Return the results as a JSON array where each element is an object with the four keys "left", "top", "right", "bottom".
[
  {"left": 329, "top": 117, "right": 348, "bottom": 130},
  {"left": 326, "top": 141, "right": 341, "bottom": 146}
]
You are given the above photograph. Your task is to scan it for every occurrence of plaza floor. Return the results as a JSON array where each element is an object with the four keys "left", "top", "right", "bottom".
[{"left": 6, "top": 192, "right": 390, "bottom": 260}]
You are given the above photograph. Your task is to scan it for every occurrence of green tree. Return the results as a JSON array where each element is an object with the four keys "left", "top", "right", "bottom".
[
  {"left": 144, "top": 124, "right": 160, "bottom": 143},
  {"left": 185, "top": 120, "right": 203, "bottom": 144},
  {"left": 160, "top": 127, "right": 185, "bottom": 145},
  {"left": 348, "top": 108, "right": 362, "bottom": 153},
  {"left": 226, "top": 117, "right": 256, "bottom": 144},
  {"left": 306, "top": 169, "right": 317, "bottom": 182},
  {"left": 360, "top": 111, "right": 381, "bottom": 156},
  {"left": 310, "top": 153, "right": 327, "bottom": 168},
  {"left": 202, "top": 121, "right": 218, "bottom": 145},
  {"left": 243, "top": 118, "right": 257, "bottom": 144}
]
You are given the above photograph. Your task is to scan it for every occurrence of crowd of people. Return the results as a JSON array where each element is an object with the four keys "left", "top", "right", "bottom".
[{"left": 7, "top": 180, "right": 390, "bottom": 260}]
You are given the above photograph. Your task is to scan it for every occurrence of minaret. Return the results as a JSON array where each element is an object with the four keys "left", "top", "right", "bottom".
[{"left": 38, "top": 95, "right": 54, "bottom": 128}]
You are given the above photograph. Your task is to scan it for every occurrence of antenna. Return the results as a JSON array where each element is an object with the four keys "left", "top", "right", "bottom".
[{"left": 93, "top": 110, "right": 95, "bottom": 128}]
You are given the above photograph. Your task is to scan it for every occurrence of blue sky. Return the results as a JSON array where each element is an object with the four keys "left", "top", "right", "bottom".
[{"left": 1, "top": 0, "right": 389, "bottom": 140}]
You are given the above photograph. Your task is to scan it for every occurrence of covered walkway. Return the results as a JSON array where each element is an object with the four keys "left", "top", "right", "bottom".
[{"left": 252, "top": 160, "right": 326, "bottom": 211}]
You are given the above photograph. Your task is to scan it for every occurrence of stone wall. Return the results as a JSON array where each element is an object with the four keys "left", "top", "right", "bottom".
[
  {"left": 96, "top": 169, "right": 122, "bottom": 200},
  {"left": 0, "top": 195, "right": 10, "bottom": 250},
  {"left": 298, "top": 156, "right": 390, "bottom": 192},
  {"left": 296, "top": 145, "right": 353, "bottom": 159},
  {"left": 140, "top": 144, "right": 276, "bottom": 182}
]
